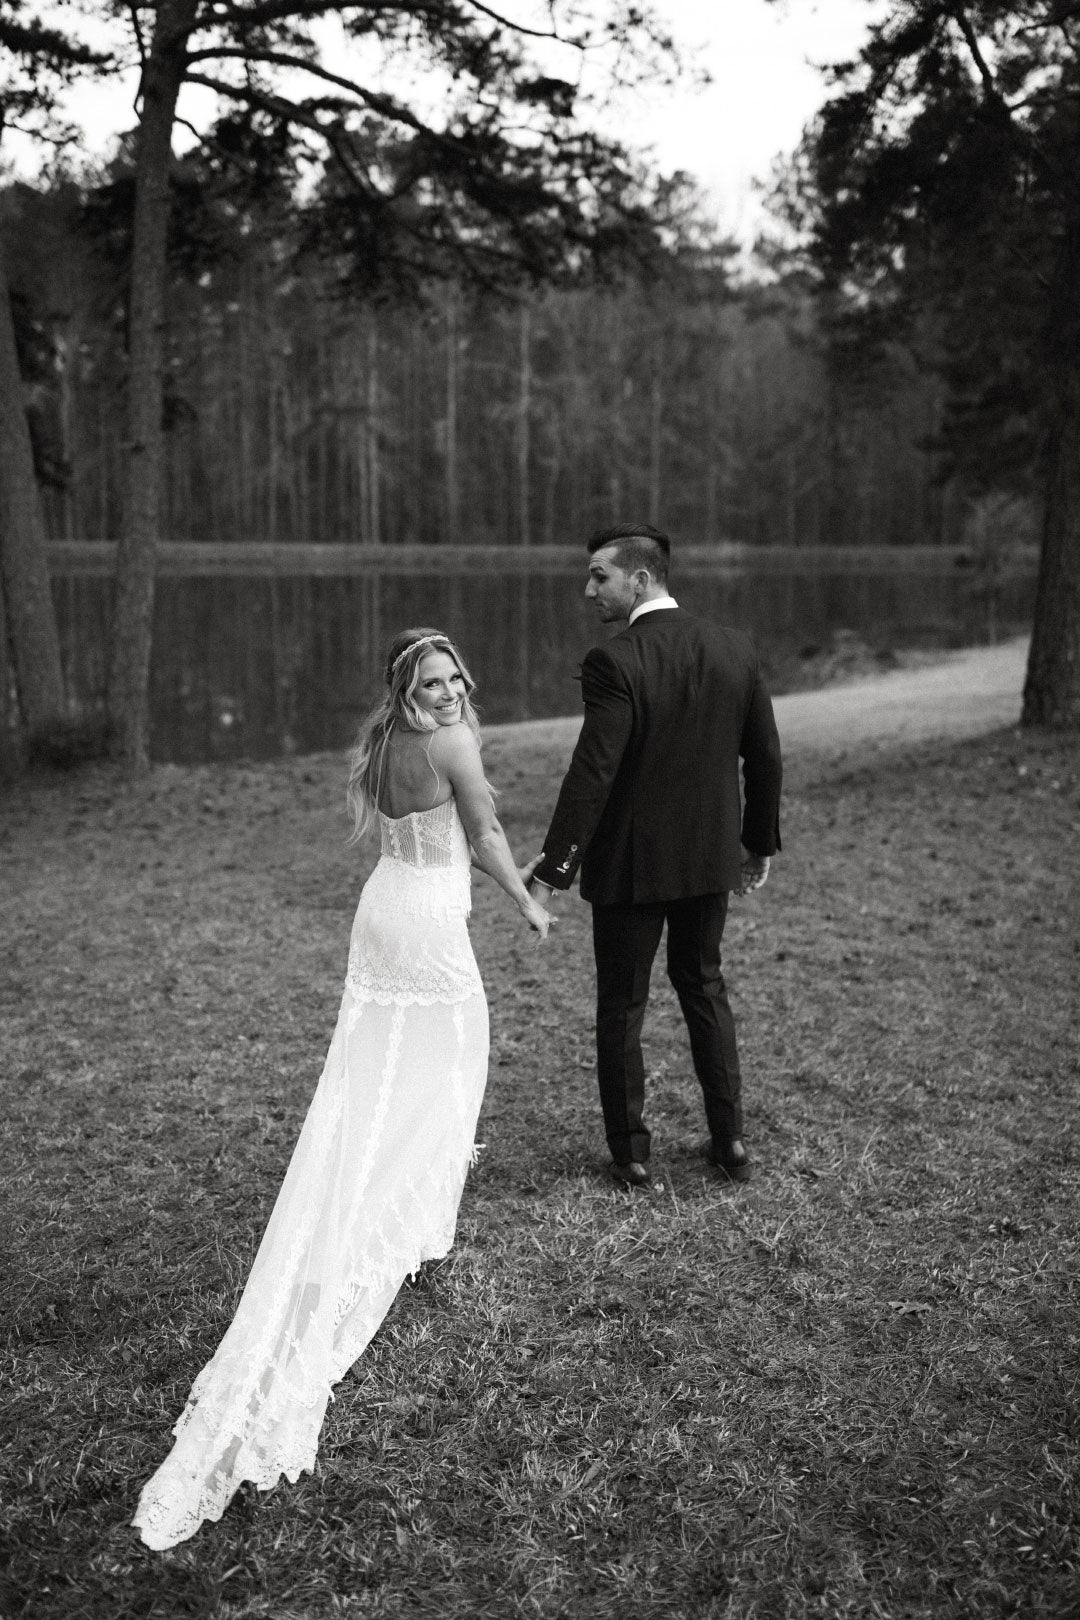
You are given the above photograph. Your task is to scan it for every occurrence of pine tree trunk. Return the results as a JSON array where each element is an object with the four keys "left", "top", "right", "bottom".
[
  {"left": 0, "top": 569, "right": 18, "bottom": 777},
  {"left": 518, "top": 302, "right": 531, "bottom": 548},
  {"left": 1022, "top": 399, "right": 1080, "bottom": 728},
  {"left": 107, "top": 0, "right": 196, "bottom": 769},
  {"left": 517, "top": 302, "right": 531, "bottom": 716},
  {"left": 0, "top": 227, "right": 66, "bottom": 743},
  {"left": 648, "top": 346, "right": 663, "bottom": 525},
  {"left": 366, "top": 316, "right": 381, "bottom": 546},
  {"left": 445, "top": 286, "right": 460, "bottom": 543},
  {"left": 1022, "top": 211, "right": 1080, "bottom": 731},
  {"left": 56, "top": 322, "right": 75, "bottom": 541}
]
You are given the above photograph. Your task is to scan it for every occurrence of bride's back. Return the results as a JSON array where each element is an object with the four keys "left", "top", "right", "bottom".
[{"left": 378, "top": 727, "right": 452, "bottom": 820}]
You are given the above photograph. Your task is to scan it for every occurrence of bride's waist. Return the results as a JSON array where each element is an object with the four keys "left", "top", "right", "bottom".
[
  {"left": 374, "top": 853, "right": 469, "bottom": 878},
  {"left": 363, "top": 855, "right": 471, "bottom": 916}
]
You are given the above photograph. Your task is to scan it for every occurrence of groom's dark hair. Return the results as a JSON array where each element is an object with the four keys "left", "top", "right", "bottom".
[{"left": 588, "top": 522, "right": 671, "bottom": 586}]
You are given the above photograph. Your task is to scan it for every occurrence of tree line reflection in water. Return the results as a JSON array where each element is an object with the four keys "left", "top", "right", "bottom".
[{"left": 51, "top": 565, "right": 1033, "bottom": 764}]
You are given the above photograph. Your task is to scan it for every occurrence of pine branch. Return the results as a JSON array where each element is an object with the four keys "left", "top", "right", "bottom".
[
  {"left": 127, "top": 2, "right": 149, "bottom": 67},
  {"left": 461, "top": 0, "right": 568, "bottom": 43},
  {"left": 947, "top": 5, "right": 1000, "bottom": 101},
  {"left": 184, "top": 65, "right": 451, "bottom": 170},
  {"left": 0, "top": 15, "right": 106, "bottom": 68},
  {"left": 201, "top": 0, "right": 577, "bottom": 46},
  {"left": 184, "top": 45, "right": 443, "bottom": 139}
]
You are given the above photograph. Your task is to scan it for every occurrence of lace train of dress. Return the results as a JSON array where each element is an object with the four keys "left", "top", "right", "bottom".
[{"left": 133, "top": 797, "right": 488, "bottom": 1550}]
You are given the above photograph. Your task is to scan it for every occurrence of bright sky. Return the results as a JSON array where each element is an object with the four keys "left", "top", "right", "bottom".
[
  {"left": 4, "top": 0, "right": 878, "bottom": 245},
  {"left": 608, "top": 0, "right": 878, "bottom": 239}
]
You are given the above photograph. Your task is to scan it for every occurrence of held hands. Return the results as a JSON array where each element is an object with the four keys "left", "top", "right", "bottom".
[
  {"left": 517, "top": 852, "right": 555, "bottom": 941},
  {"left": 520, "top": 852, "right": 558, "bottom": 902},
  {"left": 736, "top": 847, "right": 770, "bottom": 896},
  {"left": 520, "top": 890, "right": 554, "bottom": 941}
]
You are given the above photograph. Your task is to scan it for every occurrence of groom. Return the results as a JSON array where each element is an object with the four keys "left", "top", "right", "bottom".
[{"left": 531, "top": 523, "right": 783, "bottom": 1186}]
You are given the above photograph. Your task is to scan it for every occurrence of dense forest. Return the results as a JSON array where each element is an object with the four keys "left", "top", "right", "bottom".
[
  {"left": 5, "top": 172, "right": 964, "bottom": 556},
  {"left": 3, "top": 1, "right": 1076, "bottom": 764}
]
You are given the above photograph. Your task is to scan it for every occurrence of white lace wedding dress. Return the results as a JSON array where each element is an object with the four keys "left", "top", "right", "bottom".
[{"left": 133, "top": 797, "right": 489, "bottom": 1550}]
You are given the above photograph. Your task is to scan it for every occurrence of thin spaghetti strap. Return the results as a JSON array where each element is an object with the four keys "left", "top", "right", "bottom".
[
  {"left": 424, "top": 731, "right": 442, "bottom": 807},
  {"left": 374, "top": 719, "right": 392, "bottom": 815}
]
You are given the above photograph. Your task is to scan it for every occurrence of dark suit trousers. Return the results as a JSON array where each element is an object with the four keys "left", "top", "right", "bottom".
[{"left": 592, "top": 894, "right": 743, "bottom": 1165}]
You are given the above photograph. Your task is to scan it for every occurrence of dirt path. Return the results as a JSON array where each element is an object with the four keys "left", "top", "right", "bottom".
[
  {"left": 487, "top": 636, "right": 1030, "bottom": 772},
  {"left": 771, "top": 635, "right": 1029, "bottom": 767}
]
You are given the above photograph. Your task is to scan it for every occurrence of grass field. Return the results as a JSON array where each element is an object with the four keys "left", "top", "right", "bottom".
[{"left": 2, "top": 718, "right": 1079, "bottom": 1619}]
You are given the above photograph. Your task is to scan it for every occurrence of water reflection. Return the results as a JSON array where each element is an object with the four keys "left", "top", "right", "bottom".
[{"left": 52, "top": 567, "right": 1025, "bottom": 765}]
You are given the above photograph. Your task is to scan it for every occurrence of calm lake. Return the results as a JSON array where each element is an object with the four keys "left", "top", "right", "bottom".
[{"left": 48, "top": 556, "right": 1034, "bottom": 763}]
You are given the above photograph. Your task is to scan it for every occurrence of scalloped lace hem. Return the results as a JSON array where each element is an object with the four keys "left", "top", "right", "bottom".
[
  {"left": 133, "top": 1211, "right": 465, "bottom": 1551},
  {"left": 134, "top": 813, "right": 488, "bottom": 1553},
  {"left": 345, "top": 980, "right": 483, "bottom": 1009}
]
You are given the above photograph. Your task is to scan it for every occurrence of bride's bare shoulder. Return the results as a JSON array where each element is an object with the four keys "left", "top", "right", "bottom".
[
  {"left": 429, "top": 721, "right": 482, "bottom": 770},
  {"left": 431, "top": 720, "right": 479, "bottom": 752}
]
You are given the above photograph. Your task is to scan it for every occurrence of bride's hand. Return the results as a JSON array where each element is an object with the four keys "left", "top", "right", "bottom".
[{"left": 519, "top": 892, "right": 554, "bottom": 941}]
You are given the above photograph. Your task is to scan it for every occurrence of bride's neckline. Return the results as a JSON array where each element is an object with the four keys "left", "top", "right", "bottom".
[{"left": 377, "top": 797, "right": 454, "bottom": 825}]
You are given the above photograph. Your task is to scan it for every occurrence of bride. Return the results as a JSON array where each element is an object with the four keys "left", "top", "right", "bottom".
[{"left": 134, "top": 627, "right": 551, "bottom": 1550}]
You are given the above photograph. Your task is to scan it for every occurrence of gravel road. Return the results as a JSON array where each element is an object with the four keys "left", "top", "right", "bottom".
[
  {"left": 487, "top": 636, "right": 1030, "bottom": 774},
  {"left": 771, "top": 636, "right": 1029, "bottom": 769}
]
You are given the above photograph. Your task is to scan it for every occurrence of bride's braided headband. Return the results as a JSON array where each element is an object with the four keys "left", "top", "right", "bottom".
[{"left": 387, "top": 634, "right": 448, "bottom": 684}]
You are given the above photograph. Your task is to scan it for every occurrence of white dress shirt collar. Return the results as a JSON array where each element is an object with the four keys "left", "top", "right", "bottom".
[{"left": 629, "top": 595, "right": 679, "bottom": 625}]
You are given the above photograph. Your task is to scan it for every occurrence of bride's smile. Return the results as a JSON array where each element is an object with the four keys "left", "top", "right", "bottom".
[{"left": 413, "top": 650, "right": 467, "bottom": 725}]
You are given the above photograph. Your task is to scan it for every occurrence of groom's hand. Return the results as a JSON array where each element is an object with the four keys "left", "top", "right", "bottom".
[
  {"left": 524, "top": 852, "right": 559, "bottom": 908},
  {"left": 737, "top": 847, "right": 770, "bottom": 895},
  {"left": 518, "top": 853, "right": 544, "bottom": 886}
]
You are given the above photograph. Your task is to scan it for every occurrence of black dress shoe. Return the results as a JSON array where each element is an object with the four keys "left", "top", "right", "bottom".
[
  {"left": 610, "top": 1159, "right": 650, "bottom": 1188},
  {"left": 705, "top": 1145, "right": 751, "bottom": 1184}
]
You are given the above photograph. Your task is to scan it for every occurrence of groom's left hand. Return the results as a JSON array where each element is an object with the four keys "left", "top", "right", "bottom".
[
  {"left": 518, "top": 853, "right": 545, "bottom": 887},
  {"left": 523, "top": 853, "right": 558, "bottom": 908}
]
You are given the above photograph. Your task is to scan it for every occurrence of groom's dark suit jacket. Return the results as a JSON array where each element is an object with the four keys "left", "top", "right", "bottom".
[{"left": 533, "top": 607, "right": 782, "bottom": 905}]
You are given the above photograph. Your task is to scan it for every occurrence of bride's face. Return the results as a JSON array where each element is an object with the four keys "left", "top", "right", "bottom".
[{"left": 413, "top": 650, "right": 467, "bottom": 725}]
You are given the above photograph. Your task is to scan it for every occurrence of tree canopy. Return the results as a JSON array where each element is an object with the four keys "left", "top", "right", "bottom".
[
  {"left": 778, "top": 0, "right": 1080, "bottom": 727},
  {"left": 70, "top": 1, "right": 685, "bottom": 294},
  {"left": 0, "top": 1, "right": 105, "bottom": 139},
  {"left": 37, "top": 0, "right": 688, "bottom": 766}
]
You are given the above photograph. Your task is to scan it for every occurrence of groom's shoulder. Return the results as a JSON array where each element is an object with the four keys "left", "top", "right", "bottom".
[
  {"left": 582, "top": 635, "right": 631, "bottom": 671},
  {"left": 621, "top": 608, "right": 751, "bottom": 653},
  {"left": 690, "top": 613, "right": 759, "bottom": 664},
  {"left": 586, "top": 612, "right": 754, "bottom": 667},
  {"left": 592, "top": 611, "right": 697, "bottom": 666}
]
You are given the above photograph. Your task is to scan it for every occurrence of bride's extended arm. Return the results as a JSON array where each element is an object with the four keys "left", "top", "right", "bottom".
[{"left": 433, "top": 726, "right": 552, "bottom": 939}]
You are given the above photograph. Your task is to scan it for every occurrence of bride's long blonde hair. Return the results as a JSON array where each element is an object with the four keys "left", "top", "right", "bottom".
[{"left": 346, "top": 627, "right": 483, "bottom": 842}]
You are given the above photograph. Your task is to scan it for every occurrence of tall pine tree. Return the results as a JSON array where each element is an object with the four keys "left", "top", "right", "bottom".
[
  {"left": 81, "top": 0, "right": 679, "bottom": 768},
  {"left": 785, "top": 0, "right": 1080, "bottom": 727},
  {"left": 0, "top": 5, "right": 103, "bottom": 752}
]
